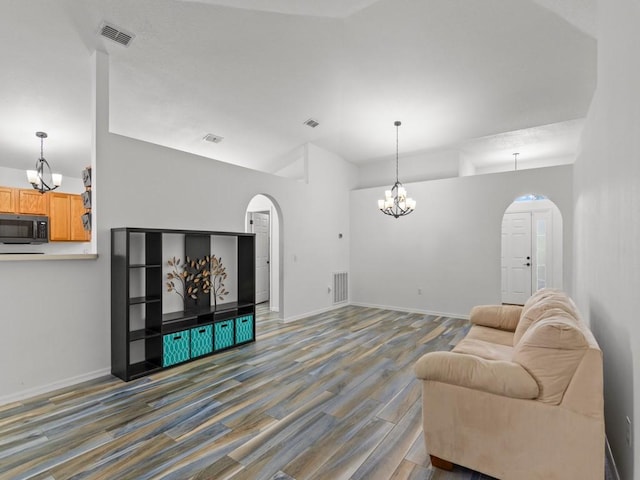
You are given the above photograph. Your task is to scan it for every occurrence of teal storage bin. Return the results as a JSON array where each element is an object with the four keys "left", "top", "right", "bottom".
[
  {"left": 214, "top": 320, "right": 235, "bottom": 351},
  {"left": 190, "top": 325, "right": 213, "bottom": 358},
  {"left": 235, "top": 315, "right": 254, "bottom": 344},
  {"left": 163, "top": 330, "right": 190, "bottom": 367}
]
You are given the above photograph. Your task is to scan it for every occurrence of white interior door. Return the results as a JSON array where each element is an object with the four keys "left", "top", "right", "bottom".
[
  {"left": 502, "top": 212, "right": 532, "bottom": 305},
  {"left": 251, "top": 211, "right": 270, "bottom": 304}
]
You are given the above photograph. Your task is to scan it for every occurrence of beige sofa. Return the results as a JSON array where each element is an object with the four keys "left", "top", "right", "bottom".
[{"left": 414, "top": 289, "right": 605, "bottom": 479}]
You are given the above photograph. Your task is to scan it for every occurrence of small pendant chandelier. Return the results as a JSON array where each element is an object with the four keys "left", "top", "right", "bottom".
[
  {"left": 378, "top": 121, "right": 416, "bottom": 218},
  {"left": 26, "top": 131, "right": 62, "bottom": 194}
]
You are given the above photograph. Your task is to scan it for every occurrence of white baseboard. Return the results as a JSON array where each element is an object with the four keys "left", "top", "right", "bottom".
[
  {"left": 283, "top": 303, "right": 350, "bottom": 323},
  {"left": 0, "top": 367, "right": 111, "bottom": 407},
  {"left": 349, "top": 301, "right": 470, "bottom": 320}
]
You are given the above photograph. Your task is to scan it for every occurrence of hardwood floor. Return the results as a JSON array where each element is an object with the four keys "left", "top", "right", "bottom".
[{"left": 0, "top": 305, "right": 500, "bottom": 480}]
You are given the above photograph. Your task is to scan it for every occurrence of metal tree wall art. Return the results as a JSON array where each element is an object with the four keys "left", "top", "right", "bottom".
[
  {"left": 166, "top": 256, "right": 210, "bottom": 309},
  {"left": 209, "top": 255, "right": 229, "bottom": 308},
  {"left": 166, "top": 255, "right": 229, "bottom": 310}
]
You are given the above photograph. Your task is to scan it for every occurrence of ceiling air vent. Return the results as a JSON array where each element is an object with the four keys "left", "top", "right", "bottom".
[
  {"left": 303, "top": 118, "right": 320, "bottom": 128},
  {"left": 203, "top": 133, "right": 224, "bottom": 144},
  {"left": 99, "top": 22, "right": 135, "bottom": 47}
]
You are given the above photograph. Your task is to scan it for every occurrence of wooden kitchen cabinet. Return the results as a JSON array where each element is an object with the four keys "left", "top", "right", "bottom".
[
  {"left": 0, "top": 187, "right": 15, "bottom": 213},
  {"left": 49, "top": 192, "right": 89, "bottom": 242},
  {"left": 0, "top": 186, "right": 89, "bottom": 242},
  {"left": 17, "top": 189, "right": 48, "bottom": 215},
  {"left": 49, "top": 193, "right": 70, "bottom": 241}
]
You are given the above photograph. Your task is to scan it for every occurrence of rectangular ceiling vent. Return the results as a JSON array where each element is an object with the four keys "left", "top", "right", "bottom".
[
  {"left": 99, "top": 22, "right": 135, "bottom": 47},
  {"left": 203, "top": 133, "right": 224, "bottom": 144},
  {"left": 303, "top": 118, "right": 320, "bottom": 128}
]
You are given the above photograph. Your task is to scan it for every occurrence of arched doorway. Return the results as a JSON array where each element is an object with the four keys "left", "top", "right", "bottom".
[
  {"left": 245, "top": 194, "right": 282, "bottom": 314},
  {"left": 501, "top": 194, "right": 563, "bottom": 305}
]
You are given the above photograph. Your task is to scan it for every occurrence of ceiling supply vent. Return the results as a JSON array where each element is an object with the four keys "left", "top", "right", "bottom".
[
  {"left": 203, "top": 133, "right": 224, "bottom": 144},
  {"left": 99, "top": 22, "right": 135, "bottom": 47},
  {"left": 303, "top": 118, "right": 320, "bottom": 128}
]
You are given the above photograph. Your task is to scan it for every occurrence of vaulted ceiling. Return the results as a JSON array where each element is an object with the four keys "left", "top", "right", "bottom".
[{"left": 0, "top": 0, "right": 596, "bottom": 179}]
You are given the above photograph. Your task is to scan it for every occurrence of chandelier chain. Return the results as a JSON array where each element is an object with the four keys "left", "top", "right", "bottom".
[{"left": 395, "top": 122, "right": 399, "bottom": 183}]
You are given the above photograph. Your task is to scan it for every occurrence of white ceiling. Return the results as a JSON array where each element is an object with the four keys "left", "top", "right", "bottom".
[
  {"left": 530, "top": 0, "right": 597, "bottom": 37},
  {"left": 0, "top": 0, "right": 596, "bottom": 180},
  {"left": 177, "top": 0, "right": 385, "bottom": 18}
]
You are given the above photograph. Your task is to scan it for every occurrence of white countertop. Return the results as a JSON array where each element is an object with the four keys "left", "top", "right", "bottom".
[{"left": 0, "top": 253, "right": 98, "bottom": 261}]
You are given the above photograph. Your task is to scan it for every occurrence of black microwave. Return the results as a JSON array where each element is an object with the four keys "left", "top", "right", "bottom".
[{"left": 0, "top": 214, "right": 49, "bottom": 244}]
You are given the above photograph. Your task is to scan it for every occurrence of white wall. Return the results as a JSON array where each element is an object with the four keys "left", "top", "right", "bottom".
[
  {"left": 269, "top": 145, "right": 308, "bottom": 183},
  {"left": 475, "top": 153, "right": 575, "bottom": 175},
  {"left": 292, "top": 143, "right": 358, "bottom": 317},
  {"left": 458, "top": 154, "right": 477, "bottom": 177},
  {"left": 0, "top": 166, "right": 85, "bottom": 193},
  {"left": 357, "top": 148, "right": 460, "bottom": 189},
  {"left": 97, "top": 137, "right": 355, "bottom": 324},
  {"left": 573, "top": 1, "right": 640, "bottom": 478},
  {"left": 350, "top": 165, "right": 573, "bottom": 317},
  {"left": 0, "top": 52, "right": 356, "bottom": 403}
]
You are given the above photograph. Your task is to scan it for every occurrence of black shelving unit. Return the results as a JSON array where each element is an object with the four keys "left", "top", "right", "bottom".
[{"left": 111, "top": 227, "right": 256, "bottom": 381}]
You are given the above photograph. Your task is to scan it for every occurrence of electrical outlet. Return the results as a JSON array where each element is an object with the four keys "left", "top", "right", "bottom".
[
  {"left": 418, "top": 288, "right": 423, "bottom": 295},
  {"left": 626, "top": 416, "right": 632, "bottom": 447}
]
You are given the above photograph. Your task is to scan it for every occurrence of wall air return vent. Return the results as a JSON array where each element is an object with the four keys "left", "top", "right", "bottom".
[
  {"left": 303, "top": 118, "right": 320, "bottom": 128},
  {"left": 333, "top": 272, "right": 348, "bottom": 304},
  {"left": 99, "top": 22, "right": 135, "bottom": 47},
  {"left": 203, "top": 133, "right": 224, "bottom": 144}
]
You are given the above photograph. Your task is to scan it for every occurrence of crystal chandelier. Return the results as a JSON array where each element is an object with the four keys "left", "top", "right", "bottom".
[
  {"left": 378, "top": 121, "right": 416, "bottom": 218},
  {"left": 26, "top": 131, "right": 62, "bottom": 194}
]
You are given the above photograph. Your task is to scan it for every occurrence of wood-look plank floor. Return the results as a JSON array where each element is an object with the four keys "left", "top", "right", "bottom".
[{"left": 0, "top": 305, "right": 498, "bottom": 480}]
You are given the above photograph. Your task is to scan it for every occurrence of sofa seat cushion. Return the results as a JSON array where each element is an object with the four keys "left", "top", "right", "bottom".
[
  {"left": 512, "top": 314, "right": 588, "bottom": 404},
  {"left": 452, "top": 337, "right": 513, "bottom": 361},
  {"left": 465, "top": 324, "right": 515, "bottom": 347}
]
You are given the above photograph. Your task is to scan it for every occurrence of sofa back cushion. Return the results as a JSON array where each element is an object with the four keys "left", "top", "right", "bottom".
[
  {"left": 512, "top": 314, "right": 588, "bottom": 404},
  {"left": 514, "top": 290, "right": 579, "bottom": 345},
  {"left": 521, "top": 288, "right": 563, "bottom": 311}
]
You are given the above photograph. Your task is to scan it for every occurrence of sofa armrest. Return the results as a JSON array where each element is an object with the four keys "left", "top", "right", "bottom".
[
  {"left": 469, "top": 304, "right": 523, "bottom": 331},
  {"left": 414, "top": 351, "right": 539, "bottom": 399}
]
